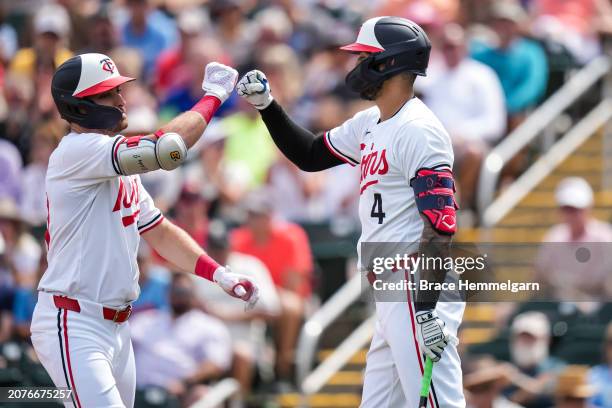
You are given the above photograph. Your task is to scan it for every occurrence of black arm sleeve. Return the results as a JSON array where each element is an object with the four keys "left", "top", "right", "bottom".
[{"left": 258, "top": 100, "right": 344, "bottom": 172}]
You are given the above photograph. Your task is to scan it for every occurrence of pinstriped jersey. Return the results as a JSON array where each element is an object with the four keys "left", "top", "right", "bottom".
[
  {"left": 38, "top": 132, "right": 163, "bottom": 307},
  {"left": 324, "top": 98, "right": 453, "bottom": 262}
]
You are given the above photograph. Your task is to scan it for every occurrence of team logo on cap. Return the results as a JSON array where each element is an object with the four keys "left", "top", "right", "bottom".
[{"left": 100, "top": 58, "right": 115, "bottom": 74}]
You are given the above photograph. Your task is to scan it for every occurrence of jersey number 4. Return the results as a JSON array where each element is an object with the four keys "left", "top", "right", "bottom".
[{"left": 370, "top": 193, "right": 386, "bottom": 224}]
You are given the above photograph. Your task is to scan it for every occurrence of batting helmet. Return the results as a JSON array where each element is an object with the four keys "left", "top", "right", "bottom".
[
  {"left": 341, "top": 17, "right": 431, "bottom": 100},
  {"left": 51, "top": 53, "right": 134, "bottom": 130}
]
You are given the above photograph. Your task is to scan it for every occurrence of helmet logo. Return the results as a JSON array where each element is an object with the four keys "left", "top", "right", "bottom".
[
  {"left": 100, "top": 58, "right": 115, "bottom": 74},
  {"left": 170, "top": 151, "right": 181, "bottom": 161}
]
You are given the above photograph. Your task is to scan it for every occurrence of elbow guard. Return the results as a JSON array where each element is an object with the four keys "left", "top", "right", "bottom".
[
  {"left": 113, "top": 132, "right": 187, "bottom": 175},
  {"left": 410, "top": 167, "right": 459, "bottom": 235}
]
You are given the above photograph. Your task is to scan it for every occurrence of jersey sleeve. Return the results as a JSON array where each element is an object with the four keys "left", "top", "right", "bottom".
[
  {"left": 395, "top": 122, "right": 454, "bottom": 181},
  {"left": 323, "top": 110, "right": 369, "bottom": 167},
  {"left": 60, "top": 133, "right": 125, "bottom": 183},
  {"left": 136, "top": 176, "right": 164, "bottom": 235}
]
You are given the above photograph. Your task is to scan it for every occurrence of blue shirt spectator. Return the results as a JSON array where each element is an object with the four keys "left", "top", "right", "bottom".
[
  {"left": 12, "top": 286, "right": 36, "bottom": 326},
  {"left": 589, "top": 323, "right": 612, "bottom": 408},
  {"left": 590, "top": 365, "right": 612, "bottom": 408},
  {"left": 122, "top": 2, "right": 177, "bottom": 78},
  {"left": 471, "top": 39, "right": 548, "bottom": 115},
  {"left": 160, "top": 88, "right": 237, "bottom": 121},
  {"left": 132, "top": 272, "right": 170, "bottom": 313},
  {"left": 471, "top": 2, "right": 548, "bottom": 115}
]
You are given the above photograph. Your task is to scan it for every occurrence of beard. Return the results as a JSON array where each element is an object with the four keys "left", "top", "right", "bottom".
[
  {"left": 359, "top": 81, "right": 384, "bottom": 101},
  {"left": 511, "top": 340, "right": 549, "bottom": 369}
]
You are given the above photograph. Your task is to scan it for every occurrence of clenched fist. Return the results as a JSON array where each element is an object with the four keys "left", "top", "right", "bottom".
[
  {"left": 202, "top": 62, "right": 239, "bottom": 103},
  {"left": 236, "top": 70, "right": 274, "bottom": 110},
  {"left": 213, "top": 266, "right": 259, "bottom": 310}
]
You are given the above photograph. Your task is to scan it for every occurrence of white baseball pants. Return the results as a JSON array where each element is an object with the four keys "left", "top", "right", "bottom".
[
  {"left": 30, "top": 291, "right": 136, "bottom": 408},
  {"left": 361, "top": 273, "right": 466, "bottom": 408}
]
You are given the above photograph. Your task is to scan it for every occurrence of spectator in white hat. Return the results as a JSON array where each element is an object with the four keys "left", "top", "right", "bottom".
[
  {"left": 10, "top": 3, "right": 73, "bottom": 79},
  {"left": 535, "top": 177, "right": 612, "bottom": 300},
  {"left": 9, "top": 3, "right": 73, "bottom": 120},
  {"left": 504, "top": 312, "right": 565, "bottom": 408}
]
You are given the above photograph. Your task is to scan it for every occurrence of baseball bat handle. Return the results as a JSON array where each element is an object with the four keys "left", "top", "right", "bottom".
[{"left": 418, "top": 357, "right": 434, "bottom": 408}]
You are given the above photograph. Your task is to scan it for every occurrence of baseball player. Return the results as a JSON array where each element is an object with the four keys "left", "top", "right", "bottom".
[
  {"left": 30, "top": 53, "right": 259, "bottom": 408},
  {"left": 237, "top": 17, "right": 464, "bottom": 407}
]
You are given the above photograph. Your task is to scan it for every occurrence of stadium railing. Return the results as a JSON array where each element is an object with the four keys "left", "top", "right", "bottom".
[
  {"left": 477, "top": 54, "right": 611, "bottom": 224},
  {"left": 295, "top": 273, "right": 370, "bottom": 396}
]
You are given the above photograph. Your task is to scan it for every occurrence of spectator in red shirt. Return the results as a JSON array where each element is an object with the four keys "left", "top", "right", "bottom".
[
  {"left": 153, "top": 184, "right": 209, "bottom": 267},
  {"left": 154, "top": 7, "right": 210, "bottom": 99},
  {"left": 173, "top": 184, "right": 209, "bottom": 249},
  {"left": 231, "top": 190, "right": 313, "bottom": 380}
]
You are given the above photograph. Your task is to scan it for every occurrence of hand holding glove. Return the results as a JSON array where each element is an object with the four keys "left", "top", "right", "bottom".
[
  {"left": 202, "top": 62, "right": 239, "bottom": 103},
  {"left": 213, "top": 266, "right": 259, "bottom": 310},
  {"left": 415, "top": 309, "right": 456, "bottom": 362},
  {"left": 236, "top": 70, "right": 274, "bottom": 110}
]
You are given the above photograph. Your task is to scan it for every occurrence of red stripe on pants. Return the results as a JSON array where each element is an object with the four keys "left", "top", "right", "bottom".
[{"left": 63, "top": 311, "right": 82, "bottom": 408}]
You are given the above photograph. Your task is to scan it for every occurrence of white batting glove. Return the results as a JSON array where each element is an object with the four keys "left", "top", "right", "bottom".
[
  {"left": 415, "top": 310, "right": 454, "bottom": 362},
  {"left": 213, "top": 266, "right": 259, "bottom": 310},
  {"left": 236, "top": 70, "right": 274, "bottom": 110},
  {"left": 202, "top": 62, "right": 239, "bottom": 103}
]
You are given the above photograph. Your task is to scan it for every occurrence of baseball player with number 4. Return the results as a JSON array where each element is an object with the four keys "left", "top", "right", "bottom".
[
  {"left": 238, "top": 17, "right": 465, "bottom": 408},
  {"left": 30, "top": 53, "right": 259, "bottom": 407}
]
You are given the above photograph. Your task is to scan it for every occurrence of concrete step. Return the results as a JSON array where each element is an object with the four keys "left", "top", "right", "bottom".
[
  {"left": 277, "top": 393, "right": 361, "bottom": 408},
  {"left": 557, "top": 155, "right": 603, "bottom": 172},
  {"left": 499, "top": 208, "right": 612, "bottom": 227},
  {"left": 318, "top": 349, "right": 367, "bottom": 366},
  {"left": 463, "top": 304, "right": 497, "bottom": 322},
  {"left": 517, "top": 191, "right": 612, "bottom": 208},
  {"left": 327, "top": 371, "right": 364, "bottom": 387},
  {"left": 460, "top": 327, "right": 498, "bottom": 344},
  {"left": 478, "top": 227, "right": 549, "bottom": 242},
  {"left": 575, "top": 133, "right": 604, "bottom": 153},
  {"left": 538, "top": 173, "right": 603, "bottom": 191}
]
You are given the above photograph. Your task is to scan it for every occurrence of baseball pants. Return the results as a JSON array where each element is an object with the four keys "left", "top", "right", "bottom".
[
  {"left": 30, "top": 291, "right": 135, "bottom": 408},
  {"left": 361, "top": 275, "right": 465, "bottom": 408}
]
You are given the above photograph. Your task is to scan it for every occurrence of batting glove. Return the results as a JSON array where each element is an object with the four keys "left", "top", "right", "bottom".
[
  {"left": 202, "top": 62, "right": 239, "bottom": 103},
  {"left": 213, "top": 266, "right": 260, "bottom": 310},
  {"left": 415, "top": 309, "right": 453, "bottom": 362},
  {"left": 236, "top": 70, "right": 274, "bottom": 110}
]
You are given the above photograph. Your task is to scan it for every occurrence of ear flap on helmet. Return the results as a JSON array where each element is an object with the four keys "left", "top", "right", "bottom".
[{"left": 54, "top": 90, "right": 123, "bottom": 130}]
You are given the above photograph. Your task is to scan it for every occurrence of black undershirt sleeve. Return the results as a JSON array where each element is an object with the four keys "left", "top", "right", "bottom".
[{"left": 258, "top": 100, "right": 344, "bottom": 172}]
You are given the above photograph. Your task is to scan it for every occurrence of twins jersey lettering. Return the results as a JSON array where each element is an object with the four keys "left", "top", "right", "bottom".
[
  {"left": 325, "top": 97, "right": 454, "bottom": 249},
  {"left": 39, "top": 132, "right": 163, "bottom": 307}
]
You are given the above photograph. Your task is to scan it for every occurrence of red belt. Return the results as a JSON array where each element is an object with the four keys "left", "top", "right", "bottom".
[{"left": 53, "top": 295, "right": 132, "bottom": 323}]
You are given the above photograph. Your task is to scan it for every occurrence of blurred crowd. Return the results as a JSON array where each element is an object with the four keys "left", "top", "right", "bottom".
[
  {"left": 0, "top": 0, "right": 611, "bottom": 406},
  {"left": 461, "top": 176, "right": 612, "bottom": 408}
]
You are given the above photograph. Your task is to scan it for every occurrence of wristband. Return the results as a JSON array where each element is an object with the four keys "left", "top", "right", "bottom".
[
  {"left": 190, "top": 95, "right": 222, "bottom": 123},
  {"left": 194, "top": 253, "right": 220, "bottom": 281}
]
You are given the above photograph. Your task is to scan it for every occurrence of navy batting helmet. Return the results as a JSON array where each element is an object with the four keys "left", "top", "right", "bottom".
[
  {"left": 341, "top": 17, "right": 431, "bottom": 100},
  {"left": 51, "top": 53, "right": 134, "bottom": 130}
]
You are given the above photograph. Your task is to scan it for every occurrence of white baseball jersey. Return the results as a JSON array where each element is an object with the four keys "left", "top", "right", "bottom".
[
  {"left": 324, "top": 97, "right": 453, "bottom": 251},
  {"left": 39, "top": 132, "right": 164, "bottom": 307},
  {"left": 325, "top": 97, "right": 465, "bottom": 408}
]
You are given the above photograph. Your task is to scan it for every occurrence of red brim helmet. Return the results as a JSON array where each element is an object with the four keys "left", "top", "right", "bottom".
[
  {"left": 341, "top": 17, "right": 431, "bottom": 99},
  {"left": 52, "top": 53, "right": 135, "bottom": 130}
]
